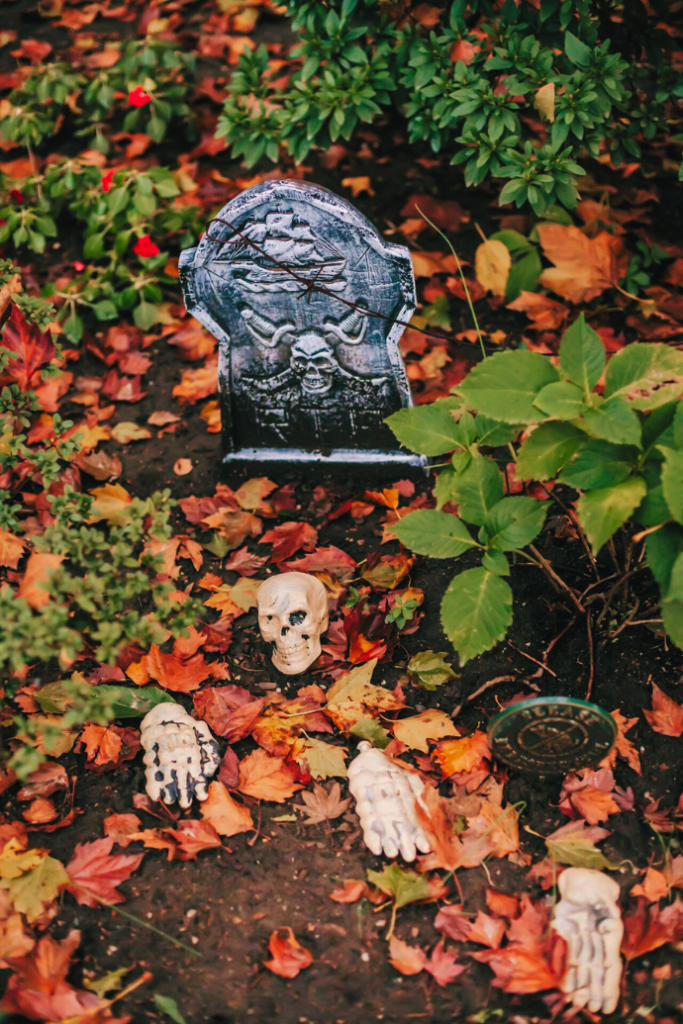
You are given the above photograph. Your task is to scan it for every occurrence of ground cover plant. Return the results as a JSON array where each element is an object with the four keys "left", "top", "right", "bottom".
[{"left": 1, "top": 1, "right": 683, "bottom": 1022}]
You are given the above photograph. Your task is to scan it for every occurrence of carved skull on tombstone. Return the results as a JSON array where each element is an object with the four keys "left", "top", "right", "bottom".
[{"left": 257, "top": 572, "right": 329, "bottom": 675}]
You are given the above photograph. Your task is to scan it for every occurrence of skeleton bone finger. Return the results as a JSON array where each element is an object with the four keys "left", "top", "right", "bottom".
[
  {"left": 598, "top": 917, "right": 624, "bottom": 1014},
  {"left": 587, "top": 921, "right": 605, "bottom": 1013}
]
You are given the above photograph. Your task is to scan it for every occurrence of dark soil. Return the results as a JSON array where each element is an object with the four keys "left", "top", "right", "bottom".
[{"left": 3, "top": 3, "right": 683, "bottom": 1022}]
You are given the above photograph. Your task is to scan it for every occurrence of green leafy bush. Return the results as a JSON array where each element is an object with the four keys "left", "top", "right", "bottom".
[
  {"left": 219, "top": 0, "right": 683, "bottom": 212},
  {"left": 388, "top": 315, "right": 683, "bottom": 663}
]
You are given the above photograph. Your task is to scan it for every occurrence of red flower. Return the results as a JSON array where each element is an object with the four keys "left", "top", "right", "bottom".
[
  {"left": 101, "top": 169, "right": 115, "bottom": 192},
  {"left": 133, "top": 234, "right": 160, "bottom": 258},
  {"left": 128, "top": 86, "right": 151, "bottom": 108},
  {"left": 73, "top": 261, "right": 86, "bottom": 272},
  {"left": 9, "top": 189, "right": 25, "bottom": 204}
]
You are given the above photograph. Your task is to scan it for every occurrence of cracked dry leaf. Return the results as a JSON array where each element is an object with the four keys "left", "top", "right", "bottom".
[{"left": 297, "top": 782, "right": 351, "bottom": 825}]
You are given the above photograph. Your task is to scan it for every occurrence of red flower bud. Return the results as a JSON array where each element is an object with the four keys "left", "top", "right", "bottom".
[
  {"left": 133, "top": 234, "right": 160, "bottom": 258},
  {"left": 73, "top": 261, "right": 86, "bottom": 272},
  {"left": 101, "top": 169, "right": 115, "bottom": 192},
  {"left": 128, "top": 86, "right": 151, "bottom": 108},
  {"left": 9, "top": 189, "right": 25, "bottom": 204}
]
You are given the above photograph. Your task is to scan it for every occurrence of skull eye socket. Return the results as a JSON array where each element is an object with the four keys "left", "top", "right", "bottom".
[{"left": 289, "top": 610, "right": 307, "bottom": 626}]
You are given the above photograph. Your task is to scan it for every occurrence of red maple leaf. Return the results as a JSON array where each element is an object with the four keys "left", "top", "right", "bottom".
[
  {"left": 260, "top": 521, "right": 319, "bottom": 562},
  {"left": 643, "top": 683, "right": 683, "bottom": 737},
  {"left": 281, "top": 545, "right": 357, "bottom": 582},
  {"left": 0, "top": 304, "right": 55, "bottom": 391},
  {"left": 0, "top": 930, "right": 105, "bottom": 1021},
  {"left": 65, "top": 836, "right": 144, "bottom": 907}
]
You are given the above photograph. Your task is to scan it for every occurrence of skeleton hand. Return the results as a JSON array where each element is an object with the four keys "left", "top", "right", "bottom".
[
  {"left": 140, "top": 704, "right": 220, "bottom": 810},
  {"left": 347, "top": 742, "right": 431, "bottom": 862},
  {"left": 552, "top": 867, "right": 623, "bottom": 1015}
]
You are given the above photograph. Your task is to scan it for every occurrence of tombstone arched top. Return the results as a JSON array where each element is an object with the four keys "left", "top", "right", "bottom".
[{"left": 179, "top": 179, "right": 425, "bottom": 469}]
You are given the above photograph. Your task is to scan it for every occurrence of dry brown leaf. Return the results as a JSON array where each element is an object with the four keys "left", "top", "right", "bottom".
[
  {"left": 537, "top": 223, "right": 622, "bottom": 303},
  {"left": 393, "top": 710, "right": 458, "bottom": 753},
  {"left": 297, "top": 782, "right": 351, "bottom": 825},
  {"left": 643, "top": 682, "right": 683, "bottom": 738}
]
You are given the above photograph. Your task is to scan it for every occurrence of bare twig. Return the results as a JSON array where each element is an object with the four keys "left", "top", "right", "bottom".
[
  {"left": 526, "top": 545, "right": 585, "bottom": 614},
  {"left": 585, "top": 612, "right": 595, "bottom": 701},
  {"left": 206, "top": 215, "right": 494, "bottom": 352},
  {"left": 467, "top": 675, "right": 517, "bottom": 701},
  {"left": 507, "top": 640, "right": 558, "bottom": 678},
  {"left": 538, "top": 482, "right": 600, "bottom": 582}
]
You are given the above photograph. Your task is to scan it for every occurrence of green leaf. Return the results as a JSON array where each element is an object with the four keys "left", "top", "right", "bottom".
[
  {"left": 35, "top": 682, "right": 176, "bottom": 717},
  {"left": 450, "top": 455, "right": 504, "bottom": 526},
  {"left": 546, "top": 824, "right": 618, "bottom": 871},
  {"left": 646, "top": 524, "right": 683, "bottom": 597},
  {"left": 441, "top": 568, "right": 513, "bottom": 664},
  {"left": 154, "top": 994, "right": 188, "bottom": 1024},
  {"left": 407, "top": 650, "right": 456, "bottom": 690},
  {"left": 366, "top": 864, "right": 429, "bottom": 910},
  {"left": 434, "top": 466, "right": 459, "bottom": 510},
  {"left": 204, "top": 532, "right": 231, "bottom": 558},
  {"left": 298, "top": 737, "right": 348, "bottom": 779},
  {"left": 579, "top": 396, "right": 642, "bottom": 448},
  {"left": 559, "top": 440, "right": 637, "bottom": 490},
  {"left": 63, "top": 314, "right": 83, "bottom": 344},
  {"left": 134, "top": 301, "right": 158, "bottom": 330},
  {"left": 392, "top": 509, "right": 478, "bottom": 558},
  {"left": 604, "top": 343, "right": 683, "bottom": 410},
  {"left": 457, "top": 350, "right": 559, "bottom": 424},
  {"left": 558, "top": 313, "right": 605, "bottom": 395},
  {"left": 577, "top": 477, "right": 647, "bottom": 553},
  {"left": 516, "top": 421, "right": 586, "bottom": 481},
  {"left": 475, "top": 417, "right": 522, "bottom": 447},
  {"left": 662, "top": 598, "right": 683, "bottom": 650},
  {"left": 385, "top": 405, "right": 461, "bottom": 455},
  {"left": 659, "top": 446, "right": 683, "bottom": 524},
  {"left": 350, "top": 717, "right": 391, "bottom": 748},
  {"left": 505, "top": 248, "right": 542, "bottom": 302},
  {"left": 93, "top": 300, "right": 118, "bottom": 321},
  {"left": 564, "top": 30, "right": 592, "bottom": 66},
  {"left": 480, "top": 496, "right": 549, "bottom": 552},
  {"left": 481, "top": 550, "right": 510, "bottom": 576},
  {"left": 534, "top": 380, "right": 586, "bottom": 420},
  {"left": 83, "top": 233, "right": 105, "bottom": 259}
]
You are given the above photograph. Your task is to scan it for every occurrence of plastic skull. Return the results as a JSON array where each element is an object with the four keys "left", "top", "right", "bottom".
[{"left": 257, "top": 571, "right": 329, "bottom": 674}]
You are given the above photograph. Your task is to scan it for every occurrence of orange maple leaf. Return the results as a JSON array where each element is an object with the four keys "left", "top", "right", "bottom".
[
  {"left": 622, "top": 898, "right": 683, "bottom": 961},
  {"left": 569, "top": 785, "right": 621, "bottom": 825},
  {"left": 200, "top": 781, "right": 253, "bottom": 837},
  {"left": 631, "top": 867, "right": 669, "bottom": 903},
  {"left": 601, "top": 709, "right": 642, "bottom": 774},
  {"left": 467, "top": 910, "right": 507, "bottom": 950},
  {"left": 78, "top": 724, "right": 123, "bottom": 767},
  {"left": 643, "top": 682, "right": 683, "bottom": 737},
  {"left": 264, "top": 928, "right": 313, "bottom": 979},
  {"left": 237, "top": 749, "right": 303, "bottom": 803},
  {"left": 329, "top": 880, "right": 368, "bottom": 903},
  {"left": 536, "top": 223, "right": 623, "bottom": 303},
  {"left": 0, "top": 529, "right": 27, "bottom": 570},
  {"left": 194, "top": 686, "right": 265, "bottom": 741},
  {"left": 145, "top": 645, "right": 212, "bottom": 692},
  {"left": 432, "top": 731, "right": 490, "bottom": 777},
  {"left": 389, "top": 935, "right": 427, "bottom": 975},
  {"left": 172, "top": 353, "right": 218, "bottom": 405},
  {"left": 260, "top": 520, "right": 318, "bottom": 562},
  {"left": 16, "top": 552, "right": 63, "bottom": 609}
]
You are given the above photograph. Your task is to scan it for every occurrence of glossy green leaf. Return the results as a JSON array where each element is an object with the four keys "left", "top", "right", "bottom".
[
  {"left": 558, "top": 314, "right": 605, "bottom": 394},
  {"left": 407, "top": 650, "right": 456, "bottom": 690},
  {"left": 559, "top": 440, "right": 637, "bottom": 490},
  {"left": 516, "top": 421, "right": 586, "bottom": 481},
  {"left": 604, "top": 343, "right": 683, "bottom": 410},
  {"left": 450, "top": 455, "right": 505, "bottom": 526},
  {"left": 579, "top": 396, "right": 642, "bottom": 448},
  {"left": 577, "top": 477, "right": 647, "bottom": 553},
  {"left": 385, "top": 405, "right": 461, "bottom": 455},
  {"left": 659, "top": 446, "right": 683, "bottom": 524},
  {"left": 534, "top": 380, "right": 586, "bottom": 420},
  {"left": 392, "top": 510, "right": 477, "bottom": 558},
  {"left": 456, "top": 350, "right": 559, "bottom": 424},
  {"left": 441, "top": 568, "right": 512, "bottom": 664},
  {"left": 480, "top": 496, "right": 549, "bottom": 552}
]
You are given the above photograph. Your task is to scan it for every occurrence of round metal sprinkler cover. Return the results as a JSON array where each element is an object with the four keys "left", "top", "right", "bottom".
[{"left": 487, "top": 696, "right": 618, "bottom": 774}]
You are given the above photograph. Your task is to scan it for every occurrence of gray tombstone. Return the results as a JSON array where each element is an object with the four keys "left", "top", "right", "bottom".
[{"left": 179, "top": 179, "right": 424, "bottom": 469}]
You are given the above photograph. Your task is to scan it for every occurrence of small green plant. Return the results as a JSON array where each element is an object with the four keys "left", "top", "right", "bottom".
[
  {"left": 388, "top": 314, "right": 683, "bottom": 664},
  {"left": 218, "top": 0, "right": 683, "bottom": 212}
]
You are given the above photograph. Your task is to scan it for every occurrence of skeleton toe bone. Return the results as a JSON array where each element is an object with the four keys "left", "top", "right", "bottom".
[
  {"left": 257, "top": 571, "right": 328, "bottom": 675},
  {"left": 552, "top": 867, "right": 623, "bottom": 1015}
]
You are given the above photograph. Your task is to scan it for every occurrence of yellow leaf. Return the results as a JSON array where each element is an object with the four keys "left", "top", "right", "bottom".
[
  {"left": 111, "top": 421, "right": 152, "bottom": 444},
  {"left": 74, "top": 423, "right": 111, "bottom": 451},
  {"left": 89, "top": 483, "right": 132, "bottom": 525},
  {"left": 200, "top": 399, "right": 221, "bottom": 433},
  {"left": 534, "top": 82, "right": 555, "bottom": 122},
  {"left": 341, "top": 176, "right": 375, "bottom": 197},
  {"left": 393, "top": 710, "right": 458, "bottom": 753},
  {"left": 173, "top": 458, "right": 193, "bottom": 476},
  {"left": 475, "top": 239, "right": 511, "bottom": 298},
  {"left": 0, "top": 854, "right": 69, "bottom": 923}
]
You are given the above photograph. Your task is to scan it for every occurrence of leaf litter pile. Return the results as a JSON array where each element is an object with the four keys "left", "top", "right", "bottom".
[{"left": 2, "top": 3, "right": 683, "bottom": 1024}]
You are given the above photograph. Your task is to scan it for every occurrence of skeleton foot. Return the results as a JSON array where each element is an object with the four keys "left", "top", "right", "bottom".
[
  {"left": 140, "top": 703, "right": 220, "bottom": 809},
  {"left": 348, "top": 742, "right": 431, "bottom": 862}
]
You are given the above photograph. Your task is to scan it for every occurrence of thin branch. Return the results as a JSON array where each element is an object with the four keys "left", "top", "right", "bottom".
[
  {"left": 467, "top": 675, "right": 517, "bottom": 701},
  {"left": 537, "top": 482, "right": 600, "bottom": 582},
  {"left": 506, "top": 640, "right": 558, "bottom": 678},
  {"left": 526, "top": 545, "right": 585, "bottom": 614},
  {"left": 585, "top": 612, "right": 595, "bottom": 701}
]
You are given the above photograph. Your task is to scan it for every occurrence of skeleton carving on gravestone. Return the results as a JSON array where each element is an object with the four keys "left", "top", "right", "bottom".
[{"left": 179, "top": 181, "right": 423, "bottom": 468}]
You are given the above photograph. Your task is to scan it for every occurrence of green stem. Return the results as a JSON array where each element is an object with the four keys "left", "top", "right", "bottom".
[
  {"left": 73, "top": 884, "right": 202, "bottom": 957},
  {"left": 414, "top": 205, "right": 486, "bottom": 361}
]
